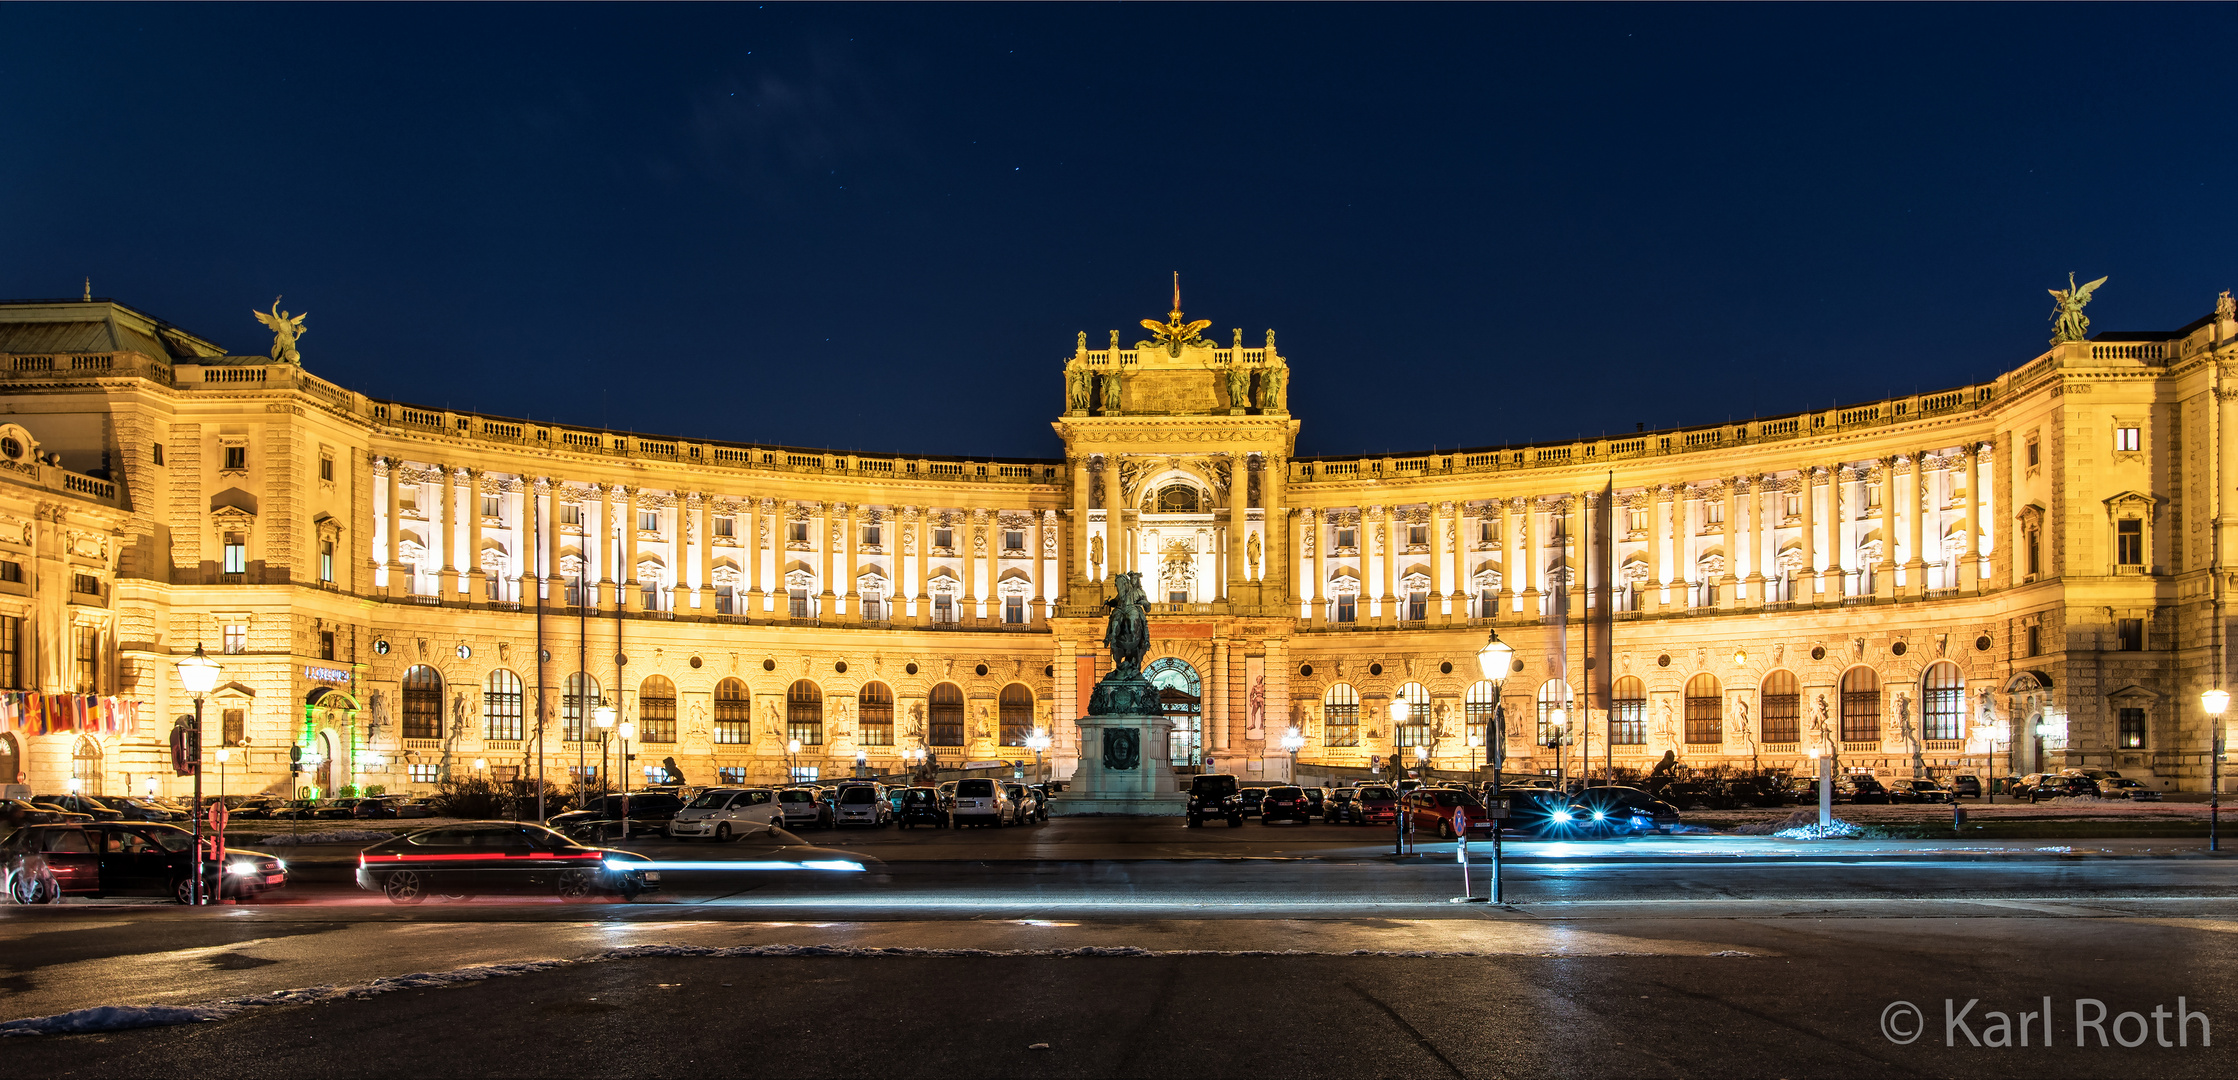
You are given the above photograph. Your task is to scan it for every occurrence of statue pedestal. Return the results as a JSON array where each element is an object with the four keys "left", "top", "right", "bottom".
[{"left": 1050, "top": 670, "right": 1187, "bottom": 816}]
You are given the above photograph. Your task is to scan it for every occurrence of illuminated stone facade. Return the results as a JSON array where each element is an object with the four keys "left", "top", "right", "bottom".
[{"left": 3, "top": 289, "right": 2235, "bottom": 798}]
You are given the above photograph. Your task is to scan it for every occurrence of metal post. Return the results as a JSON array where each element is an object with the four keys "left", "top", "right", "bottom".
[
  {"left": 2214, "top": 723, "right": 2223, "bottom": 853},
  {"left": 1818, "top": 753, "right": 1833, "bottom": 828},
  {"left": 1490, "top": 700, "right": 1505, "bottom": 904},
  {"left": 190, "top": 694, "right": 205, "bottom": 906}
]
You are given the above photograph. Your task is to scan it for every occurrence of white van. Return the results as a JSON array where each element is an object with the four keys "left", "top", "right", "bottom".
[
  {"left": 950, "top": 778, "right": 1015, "bottom": 827},
  {"left": 667, "top": 787, "right": 783, "bottom": 841}
]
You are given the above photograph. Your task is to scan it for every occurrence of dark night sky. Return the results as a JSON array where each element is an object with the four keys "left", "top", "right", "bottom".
[{"left": 3, "top": 4, "right": 2233, "bottom": 461}]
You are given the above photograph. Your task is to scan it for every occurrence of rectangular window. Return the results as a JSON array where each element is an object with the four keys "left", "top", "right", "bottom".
[
  {"left": 1480, "top": 520, "right": 1496, "bottom": 545},
  {"left": 72, "top": 573, "right": 100, "bottom": 597},
  {"left": 2026, "top": 440, "right": 2040, "bottom": 468},
  {"left": 2026, "top": 530, "right": 2040, "bottom": 577},
  {"left": 560, "top": 504, "right": 583, "bottom": 526},
  {"left": 792, "top": 522, "right": 812, "bottom": 545},
  {"left": 644, "top": 582, "right": 664, "bottom": 611},
  {"left": 222, "top": 624, "right": 247, "bottom": 655},
  {"left": 567, "top": 765, "right": 597, "bottom": 782},
  {"left": 152, "top": 443, "right": 164, "bottom": 465},
  {"left": 789, "top": 588, "right": 810, "bottom": 619},
  {"left": 1336, "top": 527, "right": 1356, "bottom": 550},
  {"left": 1169, "top": 588, "right": 1189, "bottom": 604},
  {"left": 320, "top": 631, "right": 335, "bottom": 660},
  {"left": 0, "top": 615, "right": 18, "bottom": 689},
  {"left": 1610, "top": 693, "right": 1646, "bottom": 745},
  {"left": 1334, "top": 594, "right": 1357, "bottom": 624},
  {"left": 715, "top": 585, "right": 736, "bottom": 615},
  {"left": 1839, "top": 686, "right": 1878, "bottom": 744},
  {"left": 484, "top": 684, "right": 522, "bottom": 742},
  {"left": 640, "top": 510, "right": 660, "bottom": 532},
  {"left": 788, "top": 766, "right": 820, "bottom": 784},
  {"left": 319, "top": 456, "right": 333, "bottom": 482},
  {"left": 2027, "top": 624, "right": 2042, "bottom": 657},
  {"left": 223, "top": 709, "right": 246, "bottom": 746},
  {"left": 74, "top": 626, "right": 97, "bottom": 692},
  {"left": 933, "top": 595, "right": 956, "bottom": 624},
  {"left": 320, "top": 540, "right": 334, "bottom": 583},
  {"left": 1407, "top": 524, "right": 1427, "bottom": 547},
  {"left": 718, "top": 766, "right": 747, "bottom": 784},
  {"left": 2116, "top": 618, "right": 2144, "bottom": 651},
  {"left": 0, "top": 561, "right": 20, "bottom": 583},
  {"left": 638, "top": 695, "right": 676, "bottom": 744},
  {"left": 1684, "top": 693, "right": 1722, "bottom": 745},
  {"left": 714, "top": 515, "right": 735, "bottom": 538},
  {"left": 407, "top": 764, "right": 442, "bottom": 784},
  {"left": 1865, "top": 484, "right": 1882, "bottom": 510},
  {"left": 222, "top": 446, "right": 247, "bottom": 471},
  {"left": 1785, "top": 494, "right": 1800, "bottom": 518},
  {"left": 223, "top": 536, "right": 248, "bottom": 575},
  {"left": 1405, "top": 591, "right": 1427, "bottom": 622},
  {"left": 2116, "top": 519, "right": 2143, "bottom": 566},
  {"left": 2118, "top": 707, "right": 2146, "bottom": 749},
  {"left": 933, "top": 526, "right": 953, "bottom": 549},
  {"left": 2115, "top": 427, "right": 2140, "bottom": 453},
  {"left": 1004, "top": 596, "right": 1026, "bottom": 624},
  {"left": 398, "top": 487, "right": 417, "bottom": 512},
  {"left": 1003, "top": 529, "right": 1024, "bottom": 552},
  {"left": 483, "top": 496, "right": 503, "bottom": 520}
]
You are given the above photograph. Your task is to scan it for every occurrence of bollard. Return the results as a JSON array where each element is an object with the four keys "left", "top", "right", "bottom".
[{"left": 1953, "top": 804, "right": 1967, "bottom": 832}]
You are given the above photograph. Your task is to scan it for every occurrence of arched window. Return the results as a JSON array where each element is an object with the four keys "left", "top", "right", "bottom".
[
  {"left": 1323, "top": 683, "right": 1360, "bottom": 747},
  {"left": 859, "top": 682, "right": 894, "bottom": 746},
  {"left": 72, "top": 735, "right": 102, "bottom": 795},
  {"left": 999, "top": 684, "right": 1034, "bottom": 747},
  {"left": 1921, "top": 661, "right": 1964, "bottom": 741},
  {"left": 1840, "top": 667, "right": 1881, "bottom": 743},
  {"left": 928, "top": 683, "right": 964, "bottom": 747},
  {"left": 484, "top": 670, "right": 523, "bottom": 742},
  {"left": 713, "top": 678, "right": 750, "bottom": 744},
  {"left": 401, "top": 666, "right": 442, "bottom": 740},
  {"left": 787, "top": 680, "right": 823, "bottom": 745},
  {"left": 1759, "top": 670, "right": 1800, "bottom": 744},
  {"left": 1393, "top": 682, "right": 1431, "bottom": 748},
  {"left": 1536, "top": 681, "right": 1573, "bottom": 745},
  {"left": 563, "top": 673, "right": 600, "bottom": 742},
  {"left": 1609, "top": 676, "right": 1646, "bottom": 745},
  {"left": 638, "top": 676, "right": 676, "bottom": 744},
  {"left": 1464, "top": 681, "right": 1504, "bottom": 749},
  {"left": 1684, "top": 674, "right": 1722, "bottom": 744}
]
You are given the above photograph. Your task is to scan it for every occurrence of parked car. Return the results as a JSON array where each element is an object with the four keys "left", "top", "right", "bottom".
[
  {"left": 0, "top": 821, "right": 287, "bottom": 904},
  {"left": 1003, "top": 783, "right": 1046, "bottom": 823},
  {"left": 1354, "top": 784, "right": 1399, "bottom": 826},
  {"left": 1, "top": 798, "right": 94, "bottom": 828},
  {"left": 356, "top": 821, "right": 656, "bottom": 904},
  {"left": 833, "top": 784, "right": 892, "bottom": 828},
  {"left": 950, "top": 778, "right": 1015, "bottom": 827},
  {"left": 1403, "top": 786, "right": 1493, "bottom": 838},
  {"left": 1301, "top": 787, "right": 1328, "bottom": 819},
  {"left": 1722, "top": 777, "right": 1789, "bottom": 808},
  {"left": 350, "top": 797, "right": 400, "bottom": 820},
  {"left": 1886, "top": 779, "right": 1953, "bottom": 804},
  {"left": 1782, "top": 777, "right": 1834, "bottom": 804},
  {"left": 1323, "top": 787, "right": 1363, "bottom": 824},
  {"left": 936, "top": 780, "right": 959, "bottom": 812},
  {"left": 35, "top": 794, "right": 125, "bottom": 821},
  {"left": 1659, "top": 781, "right": 1730, "bottom": 811},
  {"left": 1028, "top": 784, "right": 1054, "bottom": 819},
  {"left": 897, "top": 787, "right": 948, "bottom": 828},
  {"left": 1839, "top": 776, "right": 1891, "bottom": 804},
  {"left": 364, "top": 795, "right": 436, "bottom": 819},
  {"left": 2027, "top": 775, "right": 2101, "bottom": 802},
  {"left": 668, "top": 787, "right": 783, "bottom": 840},
  {"left": 2096, "top": 777, "right": 2162, "bottom": 801},
  {"left": 312, "top": 798, "right": 365, "bottom": 820},
  {"left": 775, "top": 787, "right": 831, "bottom": 829},
  {"left": 1259, "top": 786, "right": 1315, "bottom": 825},
  {"left": 1186, "top": 774, "right": 1243, "bottom": 828},
  {"left": 228, "top": 798, "right": 283, "bottom": 820},
  {"left": 1948, "top": 775, "right": 1984, "bottom": 799},
  {"left": 1568, "top": 786, "right": 1685, "bottom": 835},
  {"left": 1237, "top": 787, "right": 1269, "bottom": 818},
  {"left": 545, "top": 791, "right": 689, "bottom": 839}
]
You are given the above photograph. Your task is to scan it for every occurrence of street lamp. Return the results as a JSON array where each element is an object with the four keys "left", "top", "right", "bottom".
[
  {"left": 2203, "top": 689, "right": 2229, "bottom": 853},
  {"left": 855, "top": 748, "right": 869, "bottom": 779},
  {"left": 1026, "top": 728, "right": 1051, "bottom": 785},
  {"left": 1547, "top": 708, "right": 1570, "bottom": 793},
  {"left": 1388, "top": 696, "right": 1411, "bottom": 855},
  {"left": 1280, "top": 727, "right": 1304, "bottom": 783},
  {"left": 1475, "top": 628, "right": 1515, "bottom": 904},
  {"left": 144, "top": 775, "right": 158, "bottom": 799},
  {"left": 788, "top": 737, "right": 803, "bottom": 784},
  {"left": 593, "top": 700, "right": 617, "bottom": 795},
  {"left": 175, "top": 644, "right": 222, "bottom": 905}
]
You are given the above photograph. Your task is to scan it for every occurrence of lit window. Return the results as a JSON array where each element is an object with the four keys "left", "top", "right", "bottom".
[
  {"left": 483, "top": 496, "right": 502, "bottom": 519},
  {"left": 222, "top": 624, "right": 247, "bottom": 654},
  {"left": 1479, "top": 520, "right": 1496, "bottom": 545},
  {"left": 933, "top": 594, "right": 956, "bottom": 624},
  {"left": 223, "top": 535, "right": 247, "bottom": 574},
  {"left": 1706, "top": 501, "right": 1724, "bottom": 525},
  {"left": 1335, "top": 527, "right": 1356, "bottom": 549},
  {"left": 1407, "top": 524, "right": 1427, "bottom": 547},
  {"left": 407, "top": 764, "right": 442, "bottom": 784},
  {"left": 1334, "top": 594, "right": 1356, "bottom": 624},
  {"left": 2118, "top": 707, "right": 2146, "bottom": 749},
  {"left": 718, "top": 767, "right": 747, "bottom": 784},
  {"left": 2116, "top": 427, "right": 2140, "bottom": 453},
  {"left": 862, "top": 523, "right": 880, "bottom": 546},
  {"left": 2026, "top": 440, "right": 2040, "bottom": 467},
  {"left": 560, "top": 504, "right": 583, "bottom": 526},
  {"left": 318, "top": 455, "right": 332, "bottom": 481},
  {"left": 640, "top": 510, "right": 660, "bottom": 532},
  {"left": 72, "top": 573, "right": 100, "bottom": 597},
  {"left": 320, "top": 540, "right": 334, "bottom": 583},
  {"left": 714, "top": 515, "right": 734, "bottom": 538}
]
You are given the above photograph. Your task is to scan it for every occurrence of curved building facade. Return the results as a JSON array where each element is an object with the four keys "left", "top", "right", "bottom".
[{"left": 2, "top": 289, "right": 2234, "bottom": 799}]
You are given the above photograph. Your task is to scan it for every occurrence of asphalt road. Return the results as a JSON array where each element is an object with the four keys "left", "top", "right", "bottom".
[{"left": 3, "top": 821, "right": 2233, "bottom": 1078}]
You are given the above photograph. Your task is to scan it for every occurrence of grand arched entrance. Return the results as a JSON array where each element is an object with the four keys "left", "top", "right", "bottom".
[
  {"left": 305, "top": 687, "right": 361, "bottom": 797},
  {"left": 1146, "top": 657, "right": 1201, "bottom": 768}
]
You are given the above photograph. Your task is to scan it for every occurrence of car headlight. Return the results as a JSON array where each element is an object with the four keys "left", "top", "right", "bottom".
[
  {"left": 1551, "top": 809, "right": 1573, "bottom": 823},
  {"left": 1591, "top": 810, "right": 1606, "bottom": 821},
  {"left": 226, "top": 861, "right": 258, "bottom": 876}
]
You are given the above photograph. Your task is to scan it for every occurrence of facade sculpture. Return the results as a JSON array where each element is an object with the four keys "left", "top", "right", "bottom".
[
  {"left": 253, "top": 298, "right": 308, "bottom": 364},
  {"left": 2, "top": 280, "right": 2233, "bottom": 799},
  {"left": 2048, "top": 273, "right": 2107, "bottom": 344}
]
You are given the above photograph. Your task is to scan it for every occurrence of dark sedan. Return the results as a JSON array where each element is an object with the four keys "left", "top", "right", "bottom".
[
  {"left": 34, "top": 794, "right": 125, "bottom": 821},
  {"left": 0, "top": 821, "right": 287, "bottom": 903},
  {"left": 356, "top": 821, "right": 658, "bottom": 903},
  {"left": 1567, "top": 786, "right": 1685, "bottom": 835},
  {"left": 896, "top": 787, "right": 948, "bottom": 828},
  {"left": 1886, "top": 779, "right": 1953, "bottom": 804},
  {"left": 2027, "top": 776, "right": 2101, "bottom": 802},
  {"left": 1354, "top": 784, "right": 1399, "bottom": 826},
  {"left": 1237, "top": 787, "right": 1269, "bottom": 818},
  {"left": 1258, "top": 785, "right": 1315, "bottom": 825},
  {"left": 2, "top": 798, "right": 94, "bottom": 827},
  {"left": 1840, "top": 776, "right": 1892, "bottom": 804}
]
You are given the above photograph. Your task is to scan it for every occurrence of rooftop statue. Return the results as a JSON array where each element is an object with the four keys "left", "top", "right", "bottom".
[
  {"left": 2048, "top": 273, "right": 2107, "bottom": 345},
  {"left": 254, "top": 298, "right": 309, "bottom": 364},
  {"left": 1136, "top": 272, "right": 1214, "bottom": 357}
]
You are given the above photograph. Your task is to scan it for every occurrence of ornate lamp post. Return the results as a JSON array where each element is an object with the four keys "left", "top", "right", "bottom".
[
  {"left": 593, "top": 700, "right": 617, "bottom": 797},
  {"left": 855, "top": 748, "right": 869, "bottom": 780},
  {"left": 1280, "top": 727, "right": 1304, "bottom": 784},
  {"left": 1388, "top": 696, "right": 1411, "bottom": 855},
  {"left": 174, "top": 644, "right": 222, "bottom": 906},
  {"left": 1026, "top": 728, "right": 1051, "bottom": 785},
  {"left": 2203, "top": 689, "right": 2228, "bottom": 853},
  {"left": 616, "top": 720, "right": 636, "bottom": 840},
  {"left": 1475, "top": 629, "right": 1515, "bottom": 903},
  {"left": 788, "top": 738, "right": 803, "bottom": 784}
]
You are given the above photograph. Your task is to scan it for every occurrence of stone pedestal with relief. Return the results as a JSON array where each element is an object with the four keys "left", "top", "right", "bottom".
[{"left": 1049, "top": 669, "right": 1188, "bottom": 816}]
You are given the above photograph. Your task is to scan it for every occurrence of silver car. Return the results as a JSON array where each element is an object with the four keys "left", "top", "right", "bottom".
[
  {"left": 832, "top": 784, "right": 891, "bottom": 827},
  {"left": 776, "top": 787, "right": 828, "bottom": 829},
  {"left": 950, "top": 778, "right": 1015, "bottom": 827},
  {"left": 669, "top": 787, "right": 784, "bottom": 841}
]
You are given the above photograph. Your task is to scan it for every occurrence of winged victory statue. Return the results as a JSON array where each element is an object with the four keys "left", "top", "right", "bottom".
[
  {"left": 2047, "top": 273, "right": 2106, "bottom": 345},
  {"left": 254, "top": 298, "right": 309, "bottom": 364}
]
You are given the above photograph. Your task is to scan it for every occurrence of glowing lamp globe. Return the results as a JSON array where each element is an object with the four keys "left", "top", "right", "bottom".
[
  {"left": 175, "top": 644, "right": 222, "bottom": 695},
  {"left": 1475, "top": 630, "right": 1515, "bottom": 682},
  {"left": 2203, "top": 689, "right": 2231, "bottom": 718}
]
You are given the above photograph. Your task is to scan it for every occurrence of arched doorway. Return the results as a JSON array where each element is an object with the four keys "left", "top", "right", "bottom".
[
  {"left": 319, "top": 730, "right": 341, "bottom": 797},
  {"left": 1145, "top": 657, "right": 1201, "bottom": 767},
  {"left": 71, "top": 736, "right": 103, "bottom": 795},
  {"left": 0, "top": 732, "right": 20, "bottom": 788},
  {"left": 305, "top": 688, "right": 361, "bottom": 798}
]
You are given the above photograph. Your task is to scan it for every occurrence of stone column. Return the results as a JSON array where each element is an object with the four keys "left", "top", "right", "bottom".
[
  {"left": 838, "top": 503, "right": 858, "bottom": 620},
  {"left": 1516, "top": 497, "right": 1539, "bottom": 619},
  {"left": 965, "top": 508, "right": 985, "bottom": 621},
  {"left": 1565, "top": 494, "right": 1587, "bottom": 619},
  {"left": 814, "top": 502, "right": 835, "bottom": 617},
  {"left": 1876, "top": 460, "right": 1897, "bottom": 599},
  {"left": 1227, "top": 454, "right": 1248, "bottom": 600},
  {"left": 434, "top": 464, "right": 458, "bottom": 596},
  {"left": 542, "top": 478, "right": 563, "bottom": 605},
  {"left": 1905, "top": 454, "right": 1928, "bottom": 595},
  {"left": 1103, "top": 456, "right": 1124, "bottom": 574},
  {"left": 1828, "top": 466, "right": 1850, "bottom": 600},
  {"left": 1036, "top": 509, "right": 1055, "bottom": 621},
  {"left": 1966, "top": 445, "right": 1990, "bottom": 591},
  {"left": 693, "top": 493, "right": 714, "bottom": 612},
  {"left": 1747, "top": 476, "right": 1770, "bottom": 604},
  {"left": 1070, "top": 456, "right": 1092, "bottom": 584},
  {"left": 1719, "top": 479, "right": 1739, "bottom": 608},
  {"left": 1798, "top": 469, "right": 1818, "bottom": 600},
  {"left": 1497, "top": 500, "right": 1516, "bottom": 617},
  {"left": 524, "top": 478, "right": 545, "bottom": 604},
  {"left": 1645, "top": 484, "right": 1665, "bottom": 612},
  {"left": 465, "top": 468, "right": 488, "bottom": 603},
  {"left": 383, "top": 458, "right": 406, "bottom": 598},
  {"left": 1431, "top": 500, "right": 1451, "bottom": 621},
  {"left": 621, "top": 486, "right": 641, "bottom": 612},
  {"left": 903, "top": 506, "right": 924, "bottom": 618},
  {"left": 1299, "top": 507, "right": 1320, "bottom": 621},
  {"left": 586, "top": 483, "right": 607, "bottom": 608},
  {"left": 1211, "top": 638, "right": 1230, "bottom": 755},
  {"left": 1265, "top": 454, "right": 1288, "bottom": 607}
]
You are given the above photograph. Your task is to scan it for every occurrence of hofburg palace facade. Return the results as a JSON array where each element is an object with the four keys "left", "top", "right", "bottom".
[{"left": 2, "top": 286, "right": 2235, "bottom": 799}]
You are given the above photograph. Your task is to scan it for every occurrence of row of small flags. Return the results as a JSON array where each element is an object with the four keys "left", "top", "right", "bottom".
[{"left": 0, "top": 692, "right": 140, "bottom": 735}]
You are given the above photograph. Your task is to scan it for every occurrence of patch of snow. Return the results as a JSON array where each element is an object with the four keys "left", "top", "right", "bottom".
[{"left": 1773, "top": 820, "right": 1865, "bottom": 840}]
